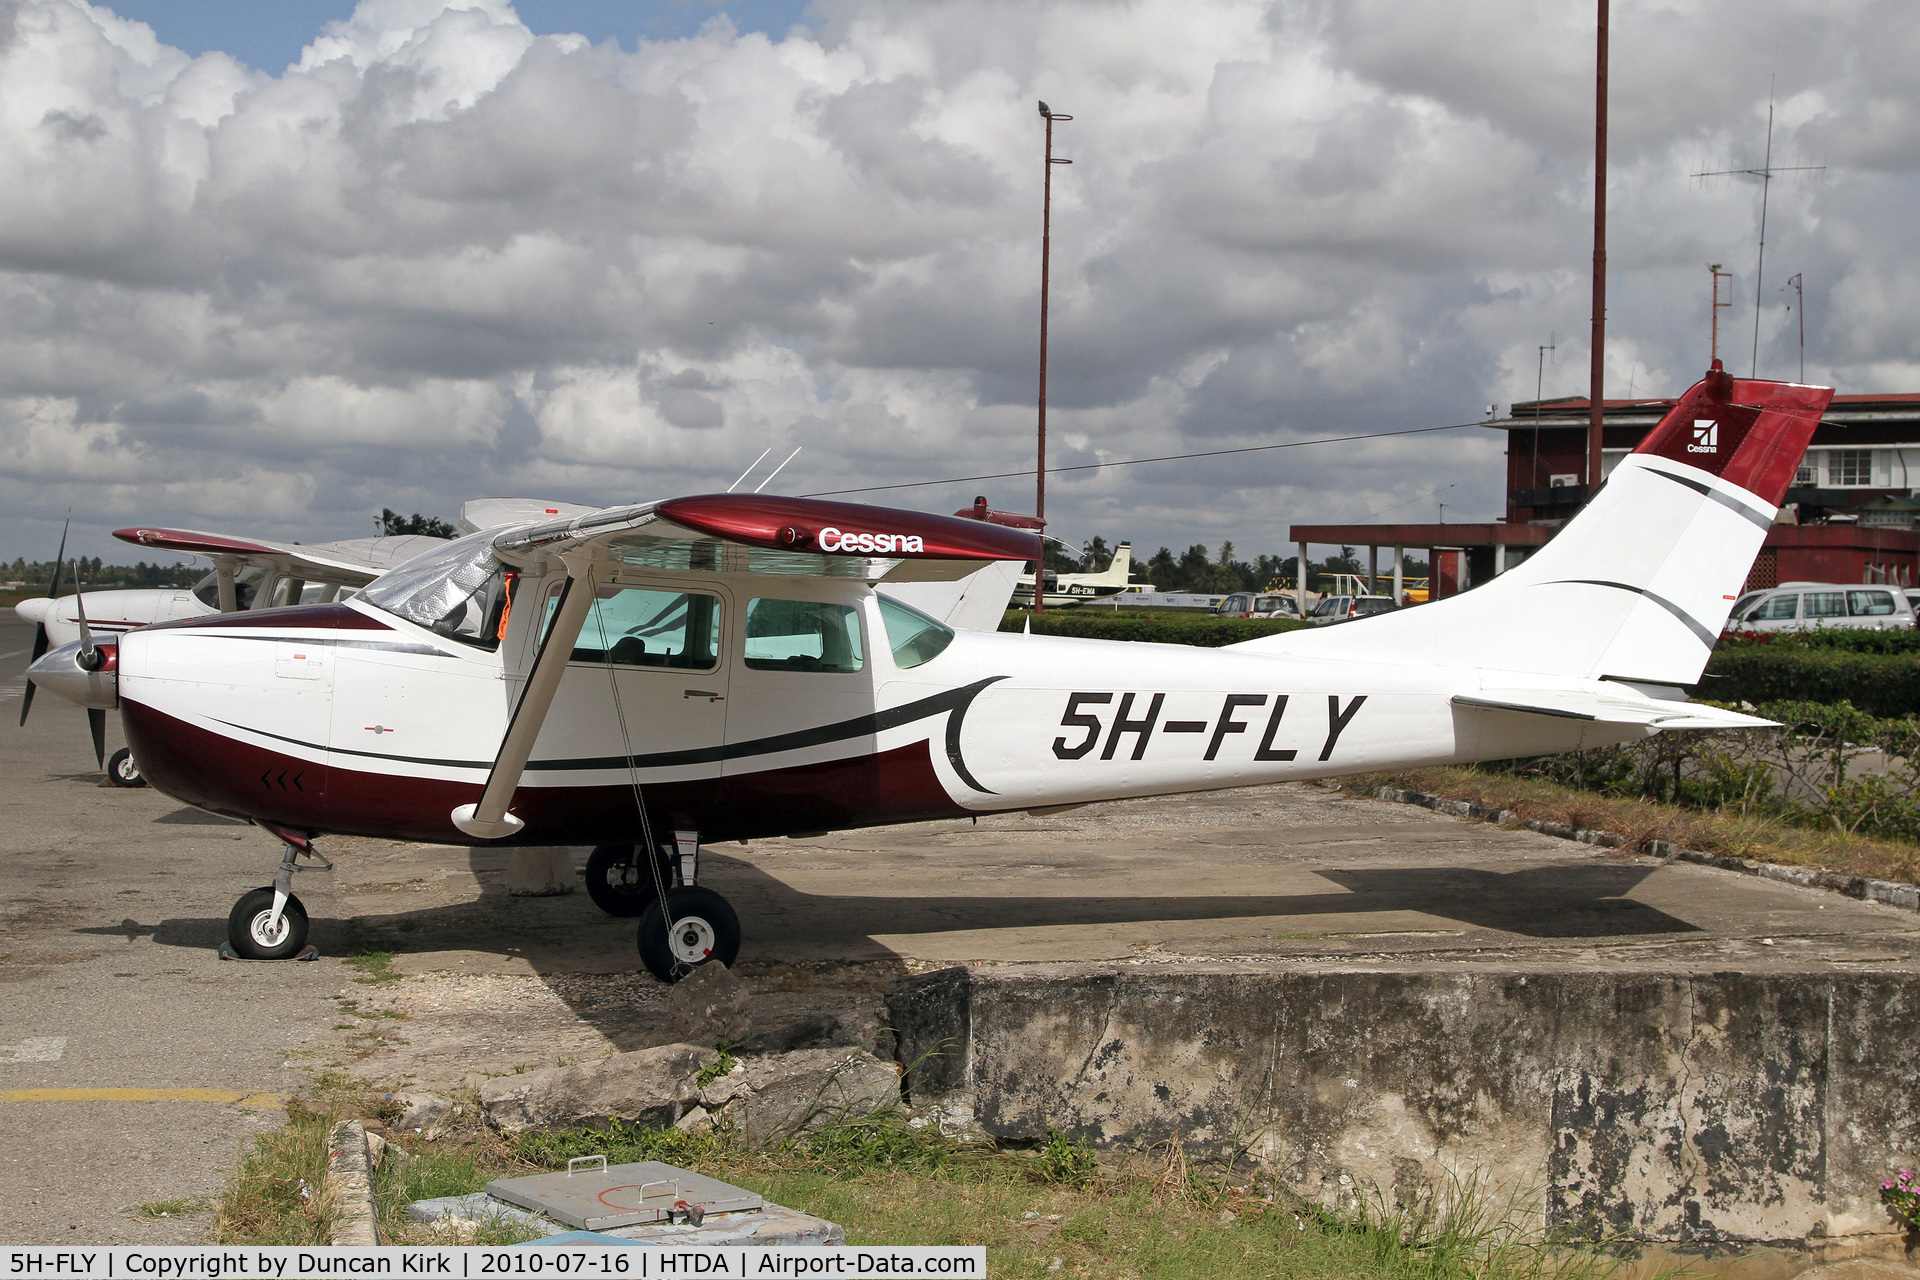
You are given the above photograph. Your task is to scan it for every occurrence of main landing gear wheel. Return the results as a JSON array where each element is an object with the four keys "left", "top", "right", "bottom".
[
  {"left": 227, "top": 886, "right": 310, "bottom": 960},
  {"left": 585, "top": 844, "right": 672, "bottom": 917},
  {"left": 106, "top": 747, "right": 146, "bottom": 788},
  {"left": 638, "top": 887, "right": 740, "bottom": 983}
]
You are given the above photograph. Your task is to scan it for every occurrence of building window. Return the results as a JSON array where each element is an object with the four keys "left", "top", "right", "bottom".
[
  {"left": 1828, "top": 450, "right": 1873, "bottom": 487},
  {"left": 1794, "top": 457, "right": 1818, "bottom": 486}
]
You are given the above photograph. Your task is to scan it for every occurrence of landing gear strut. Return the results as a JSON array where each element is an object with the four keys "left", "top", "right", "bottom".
[
  {"left": 634, "top": 829, "right": 740, "bottom": 983},
  {"left": 226, "top": 826, "right": 329, "bottom": 960}
]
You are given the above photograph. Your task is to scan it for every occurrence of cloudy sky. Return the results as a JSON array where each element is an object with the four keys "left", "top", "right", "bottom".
[{"left": 2, "top": 0, "right": 1915, "bottom": 565}]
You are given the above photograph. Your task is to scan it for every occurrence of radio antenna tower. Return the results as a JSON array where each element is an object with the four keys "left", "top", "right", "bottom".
[{"left": 1692, "top": 80, "right": 1823, "bottom": 377}]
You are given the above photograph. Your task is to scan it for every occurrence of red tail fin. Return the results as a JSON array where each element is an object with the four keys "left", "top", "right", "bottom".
[{"left": 1632, "top": 365, "right": 1832, "bottom": 506}]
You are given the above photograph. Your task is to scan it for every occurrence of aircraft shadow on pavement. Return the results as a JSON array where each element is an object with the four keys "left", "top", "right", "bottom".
[
  {"left": 154, "top": 807, "right": 249, "bottom": 826},
  {"left": 68, "top": 852, "right": 1699, "bottom": 1056},
  {"left": 90, "top": 848, "right": 1694, "bottom": 961}
]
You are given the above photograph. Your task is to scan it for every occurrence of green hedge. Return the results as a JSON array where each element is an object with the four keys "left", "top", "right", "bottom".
[
  {"left": 998, "top": 609, "right": 1309, "bottom": 647},
  {"left": 1697, "top": 647, "right": 1920, "bottom": 718},
  {"left": 1719, "top": 628, "right": 1920, "bottom": 655}
]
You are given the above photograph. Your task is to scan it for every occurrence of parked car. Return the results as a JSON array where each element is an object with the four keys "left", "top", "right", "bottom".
[
  {"left": 1726, "top": 582, "right": 1916, "bottom": 633},
  {"left": 1213, "top": 592, "right": 1303, "bottom": 620},
  {"left": 1308, "top": 595, "right": 1398, "bottom": 626}
]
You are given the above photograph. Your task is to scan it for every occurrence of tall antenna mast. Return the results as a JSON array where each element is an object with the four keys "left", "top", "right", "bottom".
[
  {"left": 1693, "top": 80, "right": 1823, "bottom": 376},
  {"left": 1034, "top": 100, "right": 1072, "bottom": 614}
]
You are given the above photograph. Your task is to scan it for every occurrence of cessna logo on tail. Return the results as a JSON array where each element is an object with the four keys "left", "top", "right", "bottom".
[
  {"left": 817, "top": 527, "right": 926, "bottom": 554},
  {"left": 1688, "top": 420, "right": 1718, "bottom": 454}
]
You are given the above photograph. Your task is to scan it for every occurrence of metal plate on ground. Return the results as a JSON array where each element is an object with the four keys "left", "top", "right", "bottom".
[{"left": 486, "top": 1160, "right": 764, "bottom": 1231}]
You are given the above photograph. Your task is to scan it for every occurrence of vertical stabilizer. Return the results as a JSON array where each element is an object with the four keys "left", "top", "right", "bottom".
[{"left": 1230, "top": 369, "right": 1832, "bottom": 685}]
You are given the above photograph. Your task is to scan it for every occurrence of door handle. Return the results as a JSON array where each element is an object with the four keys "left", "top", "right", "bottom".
[{"left": 684, "top": 689, "right": 723, "bottom": 701}]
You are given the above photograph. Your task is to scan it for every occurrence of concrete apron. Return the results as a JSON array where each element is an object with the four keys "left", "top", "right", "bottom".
[{"left": 888, "top": 962, "right": 1920, "bottom": 1252}]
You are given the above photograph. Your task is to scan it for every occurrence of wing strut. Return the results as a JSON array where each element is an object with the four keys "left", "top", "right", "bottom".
[{"left": 451, "top": 552, "right": 598, "bottom": 839}]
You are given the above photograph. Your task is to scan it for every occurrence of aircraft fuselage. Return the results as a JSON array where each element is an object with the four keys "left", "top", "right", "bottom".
[{"left": 116, "top": 578, "right": 1634, "bottom": 847}]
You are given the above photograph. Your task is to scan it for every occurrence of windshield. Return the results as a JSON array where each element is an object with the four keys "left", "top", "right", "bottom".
[{"left": 356, "top": 529, "right": 509, "bottom": 648}]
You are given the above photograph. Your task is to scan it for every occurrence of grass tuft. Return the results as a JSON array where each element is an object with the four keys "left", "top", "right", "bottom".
[{"left": 211, "top": 1101, "right": 339, "bottom": 1244}]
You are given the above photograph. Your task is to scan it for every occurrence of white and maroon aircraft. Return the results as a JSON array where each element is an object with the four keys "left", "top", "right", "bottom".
[{"left": 26, "top": 367, "right": 1829, "bottom": 980}]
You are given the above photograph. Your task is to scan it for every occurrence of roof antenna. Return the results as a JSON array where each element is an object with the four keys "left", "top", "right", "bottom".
[
  {"left": 1692, "top": 76, "right": 1824, "bottom": 376},
  {"left": 726, "top": 448, "right": 772, "bottom": 494},
  {"left": 753, "top": 447, "right": 802, "bottom": 493}
]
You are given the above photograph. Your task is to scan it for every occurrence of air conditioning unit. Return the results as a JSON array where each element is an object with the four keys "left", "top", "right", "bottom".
[{"left": 1549, "top": 474, "right": 1578, "bottom": 488}]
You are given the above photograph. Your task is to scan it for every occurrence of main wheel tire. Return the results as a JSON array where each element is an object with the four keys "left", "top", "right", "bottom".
[
  {"left": 585, "top": 844, "right": 671, "bottom": 917},
  {"left": 227, "top": 886, "right": 309, "bottom": 960},
  {"left": 637, "top": 886, "right": 740, "bottom": 983},
  {"left": 106, "top": 747, "right": 146, "bottom": 788}
]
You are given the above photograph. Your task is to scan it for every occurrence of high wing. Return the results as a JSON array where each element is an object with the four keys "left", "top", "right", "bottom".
[
  {"left": 115, "top": 526, "right": 447, "bottom": 584},
  {"left": 458, "top": 497, "right": 603, "bottom": 533},
  {"left": 414, "top": 493, "right": 1039, "bottom": 839}
]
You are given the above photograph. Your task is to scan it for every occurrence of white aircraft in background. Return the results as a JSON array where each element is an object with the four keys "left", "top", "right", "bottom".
[
  {"left": 1015, "top": 541, "right": 1133, "bottom": 609},
  {"left": 16, "top": 499, "right": 598, "bottom": 778},
  {"left": 28, "top": 367, "right": 1826, "bottom": 981}
]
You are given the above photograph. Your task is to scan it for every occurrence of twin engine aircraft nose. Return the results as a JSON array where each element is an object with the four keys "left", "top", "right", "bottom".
[
  {"left": 14, "top": 597, "right": 52, "bottom": 625},
  {"left": 24, "top": 639, "right": 118, "bottom": 710}
]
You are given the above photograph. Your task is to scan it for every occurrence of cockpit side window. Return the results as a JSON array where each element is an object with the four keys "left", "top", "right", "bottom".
[
  {"left": 190, "top": 565, "right": 267, "bottom": 611},
  {"left": 877, "top": 595, "right": 953, "bottom": 668}
]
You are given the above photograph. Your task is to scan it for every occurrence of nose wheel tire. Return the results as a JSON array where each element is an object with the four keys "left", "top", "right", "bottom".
[
  {"left": 227, "top": 886, "right": 310, "bottom": 960},
  {"left": 106, "top": 747, "right": 146, "bottom": 788},
  {"left": 637, "top": 887, "right": 740, "bottom": 983},
  {"left": 585, "top": 844, "right": 672, "bottom": 917}
]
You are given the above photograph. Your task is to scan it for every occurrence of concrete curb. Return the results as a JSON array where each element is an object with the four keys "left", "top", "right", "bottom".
[
  {"left": 1367, "top": 785, "right": 1920, "bottom": 914},
  {"left": 326, "top": 1119, "right": 382, "bottom": 1246}
]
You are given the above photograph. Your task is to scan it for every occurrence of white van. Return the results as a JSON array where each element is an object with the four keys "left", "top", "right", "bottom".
[{"left": 1726, "top": 582, "right": 1916, "bottom": 633}]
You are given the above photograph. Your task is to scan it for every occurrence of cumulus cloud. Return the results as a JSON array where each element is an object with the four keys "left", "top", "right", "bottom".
[{"left": 1, "top": 0, "right": 1916, "bottom": 563}]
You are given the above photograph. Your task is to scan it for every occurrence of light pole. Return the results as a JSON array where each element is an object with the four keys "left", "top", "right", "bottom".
[
  {"left": 1587, "top": 0, "right": 1608, "bottom": 493},
  {"left": 1035, "top": 100, "right": 1072, "bottom": 612}
]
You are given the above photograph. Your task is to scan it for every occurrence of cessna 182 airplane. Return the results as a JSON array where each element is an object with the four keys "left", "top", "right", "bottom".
[{"left": 25, "top": 366, "right": 1827, "bottom": 981}]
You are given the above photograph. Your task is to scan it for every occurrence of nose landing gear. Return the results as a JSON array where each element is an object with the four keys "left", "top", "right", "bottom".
[
  {"left": 634, "top": 829, "right": 740, "bottom": 983},
  {"left": 225, "top": 825, "right": 330, "bottom": 960}
]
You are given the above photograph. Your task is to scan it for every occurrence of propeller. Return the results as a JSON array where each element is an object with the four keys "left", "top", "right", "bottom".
[
  {"left": 19, "top": 516, "right": 69, "bottom": 727},
  {"left": 70, "top": 561, "right": 107, "bottom": 770}
]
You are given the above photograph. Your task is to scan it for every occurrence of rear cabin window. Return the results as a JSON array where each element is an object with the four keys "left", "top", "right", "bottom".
[
  {"left": 877, "top": 595, "right": 954, "bottom": 668},
  {"left": 1804, "top": 592, "right": 1848, "bottom": 619},
  {"left": 744, "top": 599, "right": 864, "bottom": 673},
  {"left": 1849, "top": 589, "right": 1897, "bottom": 617},
  {"left": 567, "top": 586, "right": 721, "bottom": 670}
]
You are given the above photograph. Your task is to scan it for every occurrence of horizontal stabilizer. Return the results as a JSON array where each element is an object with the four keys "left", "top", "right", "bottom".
[{"left": 1454, "top": 690, "right": 1774, "bottom": 730}]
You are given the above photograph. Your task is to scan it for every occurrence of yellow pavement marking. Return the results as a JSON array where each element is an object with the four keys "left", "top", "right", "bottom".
[{"left": 0, "top": 1087, "right": 288, "bottom": 1108}]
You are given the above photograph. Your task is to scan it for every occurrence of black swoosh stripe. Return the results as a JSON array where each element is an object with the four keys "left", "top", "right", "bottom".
[
  {"left": 208, "top": 675, "right": 1010, "bottom": 787},
  {"left": 1553, "top": 579, "right": 1718, "bottom": 647},
  {"left": 1642, "top": 467, "right": 1773, "bottom": 530},
  {"left": 195, "top": 634, "right": 455, "bottom": 657}
]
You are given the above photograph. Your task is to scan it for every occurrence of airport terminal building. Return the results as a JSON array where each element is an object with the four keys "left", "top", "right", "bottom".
[{"left": 1298, "top": 389, "right": 1920, "bottom": 598}]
